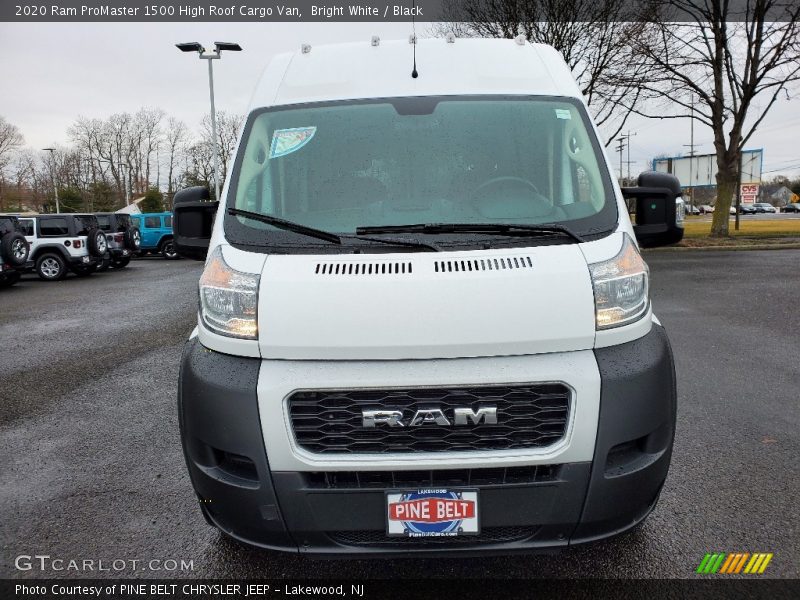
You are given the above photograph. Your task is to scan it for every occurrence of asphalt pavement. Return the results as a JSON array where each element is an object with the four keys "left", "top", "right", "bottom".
[{"left": 0, "top": 252, "right": 798, "bottom": 579}]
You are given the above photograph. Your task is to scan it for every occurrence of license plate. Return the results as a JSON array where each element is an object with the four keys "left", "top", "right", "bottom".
[
  {"left": 122, "top": 250, "right": 129, "bottom": 256},
  {"left": 386, "top": 489, "right": 479, "bottom": 537}
]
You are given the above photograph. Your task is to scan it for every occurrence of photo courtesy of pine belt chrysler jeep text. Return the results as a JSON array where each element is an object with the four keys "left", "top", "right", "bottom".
[{"left": 173, "top": 37, "right": 685, "bottom": 555}]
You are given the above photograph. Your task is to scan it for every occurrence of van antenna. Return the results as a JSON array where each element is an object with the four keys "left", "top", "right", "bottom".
[{"left": 411, "top": 1, "right": 418, "bottom": 78}]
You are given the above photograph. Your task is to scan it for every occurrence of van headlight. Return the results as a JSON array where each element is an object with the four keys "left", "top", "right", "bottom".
[
  {"left": 589, "top": 234, "right": 649, "bottom": 329},
  {"left": 198, "top": 246, "right": 259, "bottom": 339}
]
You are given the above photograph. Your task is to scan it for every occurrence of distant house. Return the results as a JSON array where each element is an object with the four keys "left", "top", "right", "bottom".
[
  {"left": 769, "top": 186, "right": 794, "bottom": 207},
  {"left": 115, "top": 197, "right": 144, "bottom": 214}
]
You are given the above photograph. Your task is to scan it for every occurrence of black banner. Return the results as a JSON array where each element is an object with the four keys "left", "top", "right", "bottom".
[
  {"left": 1, "top": 1, "right": 798, "bottom": 22},
  {"left": 3, "top": 579, "right": 800, "bottom": 600}
]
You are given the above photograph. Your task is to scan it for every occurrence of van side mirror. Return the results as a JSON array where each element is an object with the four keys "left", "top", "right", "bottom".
[
  {"left": 622, "top": 171, "right": 685, "bottom": 248},
  {"left": 172, "top": 187, "right": 219, "bottom": 260}
]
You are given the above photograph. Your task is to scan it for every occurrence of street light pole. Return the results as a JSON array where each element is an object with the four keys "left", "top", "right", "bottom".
[
  {"left": 43, "top": 148, "right": 59, "bottom": 213},
  {"left": 177, "top": 41, "right": 242, "bottom": 201},
  {"left": 207, "top": 56, "right": 220, "bottom": 202}
]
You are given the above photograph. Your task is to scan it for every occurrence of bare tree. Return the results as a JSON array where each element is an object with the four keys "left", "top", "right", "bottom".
[
  {"left": 433, "top": 0, "right": 658, "bottom": 143},
  {"left": 634, "top": 0, "right": 800, "bottom": 236},
  {"left": 0, "top": 116, "right": 25, "bottom": 210},
  {"left": 164, "top": 117, "right": 189, "bottom": 198},
  {"left": 200, "top": 111, "right": 244, "bottom": 187},
  {"left": 132, "top": 108, "right": 165, "bottom": 194}
]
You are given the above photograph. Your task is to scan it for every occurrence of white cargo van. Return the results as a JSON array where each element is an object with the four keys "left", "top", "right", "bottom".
[{"left": 173, "top": 37, "right": 684, "bottom": 554}]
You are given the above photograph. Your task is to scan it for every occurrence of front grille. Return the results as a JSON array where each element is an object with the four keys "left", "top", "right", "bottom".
[
  {"left": 328, "top": 526, "right": 539, "bottom": 547},
  {"left": 304, "top": 465, "right": 561, "bottom": 489},
  {"left": 288, "top": 384, "right": 570, "bottom": 454}
]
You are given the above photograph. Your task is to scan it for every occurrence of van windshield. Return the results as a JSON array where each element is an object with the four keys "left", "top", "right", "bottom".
[{"left": 226, "top": 96, "right": 616, "bottom": 250}]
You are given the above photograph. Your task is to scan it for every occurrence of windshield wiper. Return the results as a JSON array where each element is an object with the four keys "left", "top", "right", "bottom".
[
  {"left": 229, "top": 207, "right": 341, "bottom": 244},
  {"left": 228, "top": 208, "right": 440, "bottom": 251},
  {"left": 356, "top": 222, "right": 584, "bottom": 243}
]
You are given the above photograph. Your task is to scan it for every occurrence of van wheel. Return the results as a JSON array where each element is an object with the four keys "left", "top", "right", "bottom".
[
  {"left": 161, "top": 240, "right": 179, "bottom": 260},
  {"left": 36, "top": 253, "right": 67, "bottom": 281}
]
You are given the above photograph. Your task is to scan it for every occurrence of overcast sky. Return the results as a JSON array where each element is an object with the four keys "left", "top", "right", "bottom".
[{"left": 1, "top": 22, "right": 798, "bottom": 179}]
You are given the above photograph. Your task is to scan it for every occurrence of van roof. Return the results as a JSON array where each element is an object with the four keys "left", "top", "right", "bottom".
[{"left": 250, "top": 38, "right": 582, "bottom": 110}]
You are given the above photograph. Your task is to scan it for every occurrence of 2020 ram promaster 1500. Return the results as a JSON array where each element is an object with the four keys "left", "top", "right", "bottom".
[{"left": 173, "top": 37, "right": 685, "bottom": 555}]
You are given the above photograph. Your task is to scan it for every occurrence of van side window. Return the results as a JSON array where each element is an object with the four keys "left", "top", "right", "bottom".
[
  {"left": 144, "top": 216, "right": 160, "bottom": 228},
  {"left": 39, "top": 217, "right": 69, "bottom": 237}
]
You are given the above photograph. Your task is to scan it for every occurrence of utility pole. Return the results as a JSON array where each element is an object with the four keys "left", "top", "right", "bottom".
[
  {"left": 623, "top": 130, "right": 637, "bottom": 181},
  {"left": 682, "top": 96, "right": 696, "bottom": 214},
  {"left": 615, "top": 137, "right": 626, "bottom": 184}
]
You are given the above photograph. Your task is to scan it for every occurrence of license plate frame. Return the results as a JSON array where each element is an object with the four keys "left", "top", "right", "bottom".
[{"left": 385, "top": 488, "right": 480, "bottom": 538}]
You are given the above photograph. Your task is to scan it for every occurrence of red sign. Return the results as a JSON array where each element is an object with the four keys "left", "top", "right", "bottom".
[
  {"left": 389, "top": 498, "right": 476, "bottom": 522},
  {"left": 740, "top": 184, "right": 759, "bottom": 204}
]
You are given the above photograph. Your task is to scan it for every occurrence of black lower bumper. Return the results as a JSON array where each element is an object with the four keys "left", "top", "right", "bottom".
[
  {"left": 109, "top": 247, "right": 132, "bottom": 258},
  {"left": 177, "top": 325, "right": 676, "bottom": 555},
  {"left": 67, "top": 255, "right": 98, "bottom": 267}
]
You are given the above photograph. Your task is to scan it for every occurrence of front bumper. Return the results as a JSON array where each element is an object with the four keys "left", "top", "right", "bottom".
[{"left": 178, "top": 325, "right": 676, "bottom": 555}]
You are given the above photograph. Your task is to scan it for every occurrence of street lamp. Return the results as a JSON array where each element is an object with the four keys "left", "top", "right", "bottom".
[
  {"left": 42, "top": 148, "right": 59, "bottom": 213},
  {"left": 177, "top": 41, "right": 242, "bottom": 201}
]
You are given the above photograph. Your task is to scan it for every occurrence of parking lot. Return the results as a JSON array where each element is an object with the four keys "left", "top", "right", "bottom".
[{"left": 1, "top": 252, "right": 798, "bottom": 579}]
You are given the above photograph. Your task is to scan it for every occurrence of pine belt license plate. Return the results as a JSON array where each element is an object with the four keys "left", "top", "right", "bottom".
[{"left": 386, "top": 489, "right": 479, "bottom": 537}]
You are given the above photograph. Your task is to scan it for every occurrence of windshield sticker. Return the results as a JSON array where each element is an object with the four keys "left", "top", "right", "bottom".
[
  {"left": 555, "top": 109, "right": 572, "bottom": 120},
  {"left": 269, "top": 127, "right": 317, "bottom": 159}
]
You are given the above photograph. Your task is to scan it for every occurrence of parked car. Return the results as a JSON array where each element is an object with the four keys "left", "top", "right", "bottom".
[
  {"left": 782, "top": 203, "right": 800, "bottom": 213},
  {"left": 698, "top": 204, "right": 714, "bottom": 214},
  {"left": 130, "top": 212, "right": 178, "bottom": 259},
  {"left": 0, "top": 215, "right": 30, "bottom": 288},
  {"left": 172, "top": 38, "right": 683, "bottom": 555},
  {"left": 752, "top": 203, "right": 776, "bottom": 214},
  {"left": 728, "top": 204, "right": 758, "bottom": 215},
  {"left": 18, "top": 214, "right": 107, "bottom": 281},
  {"left": 684, "top": 204, "right": 700, "bottom": 215},
  {"left": 95, "top": 212, "right": 141, "bottom": 268}
]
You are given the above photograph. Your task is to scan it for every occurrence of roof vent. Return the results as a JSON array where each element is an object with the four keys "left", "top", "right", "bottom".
[
  {"left": 371, "top": 36, "right": 380, "bottom": 47},
  {"left": 434, "top": 256, "right": 533, "bottom": 274},
  {"left": 515, "top": 35, "right": 526, "bottom": 46},
  {"left": 445, "top": 33, "right": 456, "bottom": 44},
  {"left": 315, "top": 261, "right": 413, "bottom": 276},
  {"left": 301, "top": 43, "right": 311, "bottom": 54}
]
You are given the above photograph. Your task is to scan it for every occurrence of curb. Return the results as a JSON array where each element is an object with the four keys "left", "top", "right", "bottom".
[{"left": 645, "top": 243, "right": 800, "bottom": 252}]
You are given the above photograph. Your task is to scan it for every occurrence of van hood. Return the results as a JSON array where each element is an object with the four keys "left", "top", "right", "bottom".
[{"left": 257, "top": 244, "right": 597, "bottom": 360}]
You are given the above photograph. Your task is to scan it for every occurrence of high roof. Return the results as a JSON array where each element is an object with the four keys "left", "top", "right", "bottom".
[{"left": 249, "top": 38, "right": 582, "bottom": 110}]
